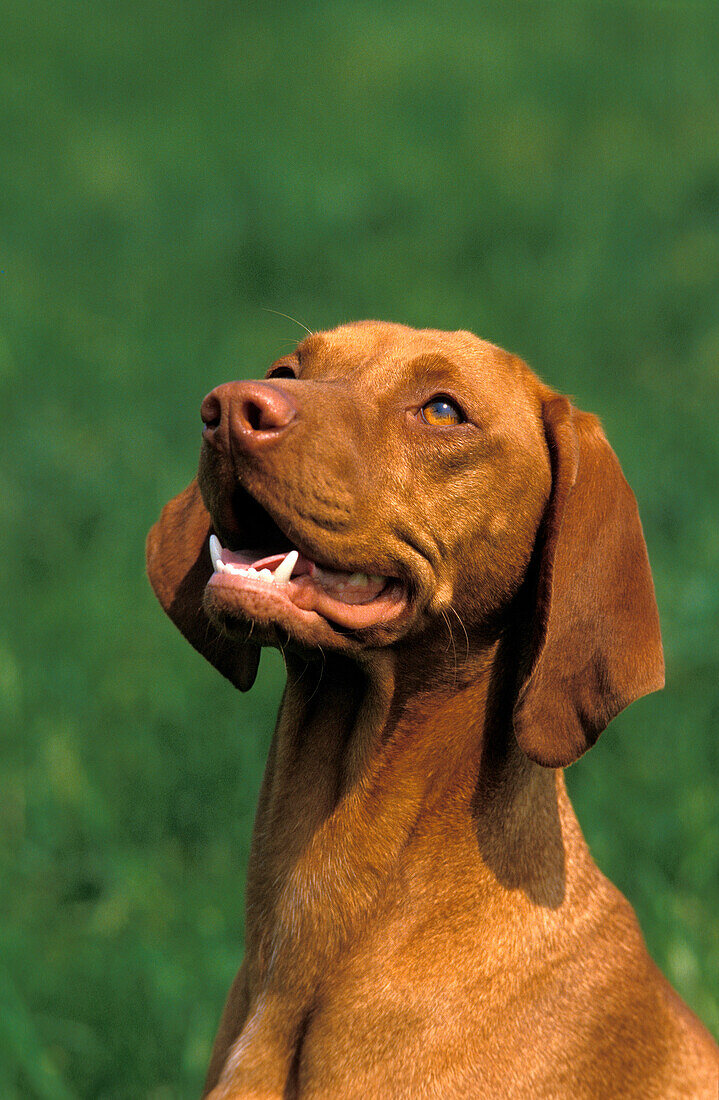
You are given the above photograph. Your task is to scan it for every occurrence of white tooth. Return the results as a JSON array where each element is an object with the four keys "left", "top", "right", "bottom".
[
  {"left": 209, "top": 534, "right": 223, "bottom": 571},
  {"left": 246, "top": 567, "right": 259, "bottom": 578},
  {"left": 215, "top": 559, "right": 227, "bottom": 573},
  {"left": 258, "top": 569, "right": 273, "bottom": 582},
  {"left": 224, "top": 563, "right": 244, "bottom": 575},
  {"left": 273, "top": 550, "right": 298, "bottom": 584},
  {"left": 348, "top": 573, "right": 368, "bottom": 587}
]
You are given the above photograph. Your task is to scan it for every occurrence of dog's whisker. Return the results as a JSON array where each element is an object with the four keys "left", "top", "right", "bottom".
[
  {"left": 303, "top": 648, "right": 325, "bottom": 707},
  {"left": 449, "top": 606, "right": 470, "bottom": 665},
  {"left": 277, "top": 637, "right": 287, "bottom": 674},
  {"left": 262, "top": 307, "right": 313, "bottom": 336},
  {"left": 441, "top": 608, "right": 458, "bottom": 685}
]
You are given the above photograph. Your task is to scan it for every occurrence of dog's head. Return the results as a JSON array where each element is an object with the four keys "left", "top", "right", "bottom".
[{"left": 147, "top": 321, "right": 663, "bottom": 765}]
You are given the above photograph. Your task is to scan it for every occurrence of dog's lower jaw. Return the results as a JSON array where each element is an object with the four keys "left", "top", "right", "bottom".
[{"left": 202, "top": 641, "right": 577, "bottom": 1099}]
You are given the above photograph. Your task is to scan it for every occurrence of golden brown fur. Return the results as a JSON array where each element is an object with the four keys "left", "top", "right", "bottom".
[{"left": 147, "top": 322, "right": 718, "bottom": 1098}]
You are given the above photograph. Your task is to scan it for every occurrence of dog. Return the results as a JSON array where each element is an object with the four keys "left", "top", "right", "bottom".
[{"left": 147, "top": 321, "right": 718, "bottom": 1098}]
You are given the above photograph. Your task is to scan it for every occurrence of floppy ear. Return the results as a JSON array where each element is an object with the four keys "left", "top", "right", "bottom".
[
  {"left": 146, "top": 479, "right": 260, "bottom": 691},
  {"left": 512, "top": 395, "right": 664, "bottom": 767}
]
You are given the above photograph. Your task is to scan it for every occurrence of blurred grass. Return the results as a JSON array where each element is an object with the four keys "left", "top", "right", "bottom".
[{"left": 1, "top": 1, "right": 718, "bottom": 1095}]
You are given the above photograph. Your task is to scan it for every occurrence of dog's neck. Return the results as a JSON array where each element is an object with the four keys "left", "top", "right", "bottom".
[
  {"left": 219, "top": 639, "right": 591, "bottom": 1093},
  {"left": 244, "top": 639, "right": 580, "bottom": 979}
]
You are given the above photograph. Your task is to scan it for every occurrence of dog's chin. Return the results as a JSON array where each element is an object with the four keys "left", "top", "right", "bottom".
[{"left": 203, "top": 563, "right": 411, "bottom": 653}]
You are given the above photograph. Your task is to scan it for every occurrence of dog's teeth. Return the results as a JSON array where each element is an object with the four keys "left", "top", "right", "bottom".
[
  {"left": 224, "top": 563, "right": 244, "bottom": 575},
  {"left": 273, "top": 550, "right": 298, "bottom": 584},
  {"left": 246, "top": 567, "right": 259, "bottom": 578},
  {"left": 215, "top": 559, "right": 227, "bottom": 573},
  {"left": 209, "top": 534, "right": 223, "bottom": 571},
  {"left": 258, "top": 569, "right": 273, "bottom": 582}
]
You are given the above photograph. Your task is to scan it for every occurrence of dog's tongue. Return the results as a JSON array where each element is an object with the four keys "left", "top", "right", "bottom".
[
  {"left": 218, "top": 544, "right": 387, "bottom": 605},
  {"left": 250, "top": 551, "right": 314, "bottom": 576}
]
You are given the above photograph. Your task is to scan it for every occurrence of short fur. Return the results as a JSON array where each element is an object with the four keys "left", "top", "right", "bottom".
[{"left": 147, "top": 322, "right": 718, "bottom": 1099}]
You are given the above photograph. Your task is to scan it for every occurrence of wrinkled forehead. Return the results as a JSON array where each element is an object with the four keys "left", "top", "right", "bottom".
[{"left": 292, "top": 321, "right": 537, "bottom": 412}]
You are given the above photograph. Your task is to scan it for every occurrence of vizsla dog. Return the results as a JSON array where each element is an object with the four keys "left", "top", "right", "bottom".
[{"left": 147, "top": 322, "right": 718, "bottom": 1099}]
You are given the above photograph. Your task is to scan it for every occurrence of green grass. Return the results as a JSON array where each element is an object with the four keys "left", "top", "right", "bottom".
[{"left": 1, "top": 1, "right": 718, "bottom": 1095}]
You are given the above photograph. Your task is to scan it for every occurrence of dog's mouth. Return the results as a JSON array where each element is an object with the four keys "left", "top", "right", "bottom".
[{"left": 203, "top": 490, "right": 409, "bottom": 638}]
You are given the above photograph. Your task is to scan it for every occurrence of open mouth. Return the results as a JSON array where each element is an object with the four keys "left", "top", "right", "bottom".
[
  {"left": 209, "top": 536, "right": 389, "bottom": 606},
  {"left": 205, "top": 516, "right": 409, "bottom": 636}
]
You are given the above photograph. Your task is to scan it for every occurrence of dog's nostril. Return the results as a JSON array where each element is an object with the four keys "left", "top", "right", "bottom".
[
  {"left": 201, "top": 393, "right": 222, "bottom": 430},
  {"left": 245, "top": 400, "right": 266, "bottom": 432},
  {"left": 234, "top": 386, "right": 296, "bottom": 435},
  {"left": 201, "top": 381, "right": 296, "bottom": 450}
]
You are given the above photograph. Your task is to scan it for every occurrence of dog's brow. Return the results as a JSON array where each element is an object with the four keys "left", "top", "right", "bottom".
[
  {"left": 296, "top": 333, "right": 326, "bottom": 360},
  {"left": 406, "top": 353, "right": 463, "bottom": 385}
]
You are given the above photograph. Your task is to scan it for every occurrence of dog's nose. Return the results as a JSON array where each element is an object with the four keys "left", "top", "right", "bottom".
[{"left": 201, "top": 381, "right": 297, "bottom": 451}]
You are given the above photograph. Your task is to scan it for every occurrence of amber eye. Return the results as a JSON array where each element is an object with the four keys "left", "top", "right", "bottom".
[{"left": 420, "top": 397, "right": 463, "bottom": 426}]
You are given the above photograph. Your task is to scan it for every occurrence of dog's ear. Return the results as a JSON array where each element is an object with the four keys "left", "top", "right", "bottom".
[
  {"left": 146, "top": 479, "right": 260, "bottom": 691},
  {"left": 512, "top": 395, "right": 664, "bottom": 767}
]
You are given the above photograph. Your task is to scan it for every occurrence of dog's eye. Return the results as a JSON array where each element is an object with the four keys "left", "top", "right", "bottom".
[
  {"left": 267, "top": 365, "right": 296, "bottom": 380},
  {"left": 420, "top": 397, "right": 464, "bottom": 426}
]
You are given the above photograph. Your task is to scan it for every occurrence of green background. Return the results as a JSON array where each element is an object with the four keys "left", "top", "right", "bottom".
[{"left": 2, "top": 2, "right": 717, "bottom": 1096}]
